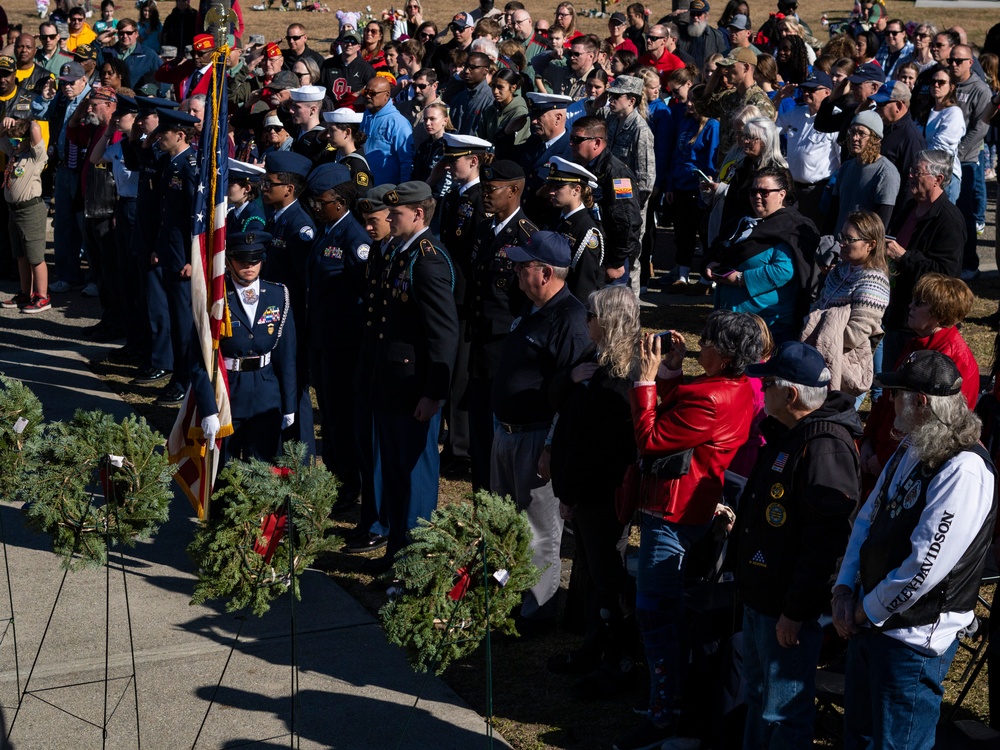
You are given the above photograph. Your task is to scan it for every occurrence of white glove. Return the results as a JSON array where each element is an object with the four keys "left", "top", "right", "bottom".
[
  {"left": 201, "top": 413, "right": 221, "bottom": 450},
  {"left": 282, "top": 413, "right": 295, "bottom": 429}
]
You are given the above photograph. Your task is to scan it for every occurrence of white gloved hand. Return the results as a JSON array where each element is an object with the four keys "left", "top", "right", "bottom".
[
  {"left": 201, "top": 413, "right": 221, "bottom": 450},
  {"left": 282, "top": 413, "right": 295, "bottom": 429}
]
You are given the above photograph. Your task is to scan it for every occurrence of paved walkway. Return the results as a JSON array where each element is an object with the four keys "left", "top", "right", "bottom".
[{"left": 0, "top": 290, "right": 509, "bottom": 749}]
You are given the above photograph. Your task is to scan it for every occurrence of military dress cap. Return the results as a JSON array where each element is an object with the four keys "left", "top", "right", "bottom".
[
  {"left": 323, "top": 107, "right": 364, "bottom": 124},
  {"left": 384, "top": 181, "right": 433, "bottom": 206},
  {"left": 0, "top": 56, "right": 15, "bottom": 74},
  {"left": 526, "top": 92, "right": 573, "bottom": 113},
  {"left": 871, "top": 80, "right": 911, "bottom": 104},
  {"left": 358, "top": 184, "right": 397, "bottom": 213},
  {"left": 745, "top": 341, "right": 831, "bottom": 387},
  {"left": 849, "top": 61, "right": 886, "bottom": 84},
  {"left": 135, "top": 94, "right": 181, "bottom": 113},
  {"left": 874, "top": 350, "right": 963, "bottom": 397},
  {"left": 59, "top": 61, "right": 87, "bottom": 81},
  {"left": 717, "top": 47, "right": 758, "bottom": 67},
  {"left": 506, "top": 230, "right": 572, "bottom": 268},
  {"left": 442, "top": 133, "right": 493, "bottom": 157},
  {"left": 546, "top": 156, "right": 599, "bottom": 189},
  {"left": 482, "top": 160, "right": 525, "bottom": 182},
  {"left": 73, "top": 43, "right": 98, "bottom": 61},
  {"left": 193, "top": 33, "right": 215, "bottom": 52},
  {"left": 726, "top": 13, "right": 751, "bottom": 30},
  {"left": 153, "top": 107, "right": 201, "bottom": 132},
  {"left": 289, "top": 85, "right": 327, "bottom": 102},
  {"left": 229, "top": 158, "right": 266, "bottom": 181},
  {"left": 607, "top": 75, "right": 643, "bottom": 97},
  {"left": 116, "top": 93, "right": 139, "bottom": 114},
  {"left": 227, "top": 231, "right": 272, "bottom": 263},
  {"left": 799, "top": 71, "right": 833, "bottom": 90},
  {"left": 338, "top": 30, "right": 363, "bottom": 45},
  {"left": 689, "top": 0, "right": 710, "bottom": 13},
  {"left": 268, "top": 70, "right": 300, "bottom": 92},
  {"left": 307, "top": 162, "right": 353, "bottom": 194},
  {"left": 264, "top": 150, "right": 313, "bottom": 177}
]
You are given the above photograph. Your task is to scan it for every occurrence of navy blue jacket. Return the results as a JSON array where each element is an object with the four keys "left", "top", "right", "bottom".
[
  {"left": 306, "top": 211, "right": 372, "bottom": 349},
  {"left": 153, "top": 146, "right": 197, "bottom": 273},
  {"left": 264, "top": 199, "right": 316, "bottom": 341}
]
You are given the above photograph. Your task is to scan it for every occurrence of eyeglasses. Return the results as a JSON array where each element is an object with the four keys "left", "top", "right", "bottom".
[
  {"left": 914, "top": 32, "right": 930, "bottom": 39},
  {"left": 569, "top": 135, "right": 597, "bottom": 145},
  {"left": 847, "top": 127, "right": 871, "bottom": 138},
  {"left": 262, "top": 126, "right": 283, "bottom": 132},
  {"left": 837, "top": 234, "right": 864, "bottom": 245},
  {"left": 260, "top": 179, "right": 290, "bottom": 189},
  {"left": 515, "top": 261, "right": 545, "bottom": 270},
  {"left": 69, "top": 15, "right": 85, "bottom": 22},
  {"left": 555, "top": 11, "right": 572, "bottom": 17},
  {"left": 567, "top": 50, "right": 586, "bottom": 57},
  {"left": 413, "top": 82, "right": 429, "bottom": 89},
  {"left": 365, "top": 27, "right": 381, "bottom": 34},
  {"left": 750, "top": 187, "right": 784, "bottom": 196},
  {"left": 909, "top": 168, "right": 932, "bottom": 177},
  {"left": 419, "top": 32, "right": 435, "bottom": 39},
  {"left": 307, "top": 197, "right": 339, "bottom": 208},
  {"left": 286, "top": 34, "right": 304, "bottom": 42},
  {"left": 535, "top": 27, "right": 548, "bottom": 34},
  {"left": 947, "top": 57, "right": 971, "bottom": 64},
  {"left": 363, "top": 88, "right": 387, "bottom": 97},
  {"left": 887, "top": 29, "right": 904, "bottom": 36},
  {"left": 930, "top": 78, "right": 950, "bottom": 86},
  {"left": 740, "top": 134, "right": 761, "bottom": 143},
  {"left": 513, "top": 17, "right": 530, "bottom": 25},
  {"left": 341, "top": 39, "right": 360, "bottom": 46}
]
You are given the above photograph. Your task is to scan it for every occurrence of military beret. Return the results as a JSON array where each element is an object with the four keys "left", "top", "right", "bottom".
[
  {"left": 482, "top": 160, "right": 524, "bottom": 182},
  {"left": 264, "top": 151, "right": 312, "bottom": 177},
  {"left": 227, "top": 231, "right": 271, "bottom": 263},
  {"left": 307, "top": 163, "right": 353, "bottom": 195},
  {"left": 153, "top": 107, "right": 201, "bottom": 132},
  {"left": 383, "top": 181, "right": 432, "bottom": 206},
  {"left": 358, "top": 184, "right": 397, "bottom": 213}
]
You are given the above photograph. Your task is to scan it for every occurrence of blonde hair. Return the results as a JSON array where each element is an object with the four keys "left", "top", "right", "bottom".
[
  {"left": 588, "top": 285, "right": 641, "bottom": 379},
  {"left": 844, "top": 210, "right": 889, "bottom": 273},
  {"left": 423, "top": 100, "right": 455, "bottom": 132}
]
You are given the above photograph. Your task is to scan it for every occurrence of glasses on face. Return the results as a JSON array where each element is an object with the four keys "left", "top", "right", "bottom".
[
  {"left": 750, "top": 187, "right": 783, "bottom": 197},
  {"left": 365, "top": 27, "right": 380, "bottom": 34},
  {"left": 341, "top": 39, "right": 359, "bottom": 46},
  {"left": 307, "top": 197, "right": 338, "bottom": 208},
  {"left": 40, "top": 33, "right": 58, "bottom": 39},
  {"left": 405, "top": 4, "right": 419, "bottom": 8},
  {"left": 740, "top": 134, "right": 760, "bottom": 143},
  {"left": 262, "top": 126, "right": 283, "bottom": 133},
  {"left": 260, "top": 179, "right": 290, "bottom": 189},
  {"left": 513, "top": 17, "right": 530, "bottom": 25},
  {"left": 69, "top": 15, "right": 85, "bottom": 22},
  {"left": 515, "top": 261, "right": 545, "bottom": 271},
  {"left": 848, "top": 127, "right": 870, "bottom": 139},
  {"left": 363, "top": 88, "right": 387, "bottom": 97},
  {"left": 837, "top": 234, "right": 864, "bottom": 245},
  {"left": 909, "top": 168, "right": 932, "bottom": 178},
  {"left": 535, "top": 27, "right": 548, "bottom": 35},
  {"left": 931, "top": 41, "right": 947, "bottom": 48},
  {"left": 286, "top": 34, "right": 304, "bottom": 42},
  {"left": 119, "top": 28, "right": 137, "bottom": 36},
  {"left": 481, "top": 183, "right": 511, "bottom": 194},
  {"left": 608, "top": 91, "right": 628, "bottom": 99},
  {"left": 555, "top": 11, "right": 572, "bottom": 17},
  {"left": 930, "top": 78, "right": 950, "bottom": 87},
  {"left": 887, "top": 29, "right": 904, "bottom": 36},
  {"left": 914, "top": 32, "right": 930, "bottom": 39},
  {"left": 567, "top": 50, "right": 586, "bottom": 57},
  {"left": 948, "top": 57, "right": 971, "bottom": 65},
  {"left": 413, "top": 82, "right": 430, "bottom": 90},
  {"left": 569, "top": 135, "right": 597, "bottom": 145},
  {"left": 419, "top": 32, "right": 435, "bottom": 39},
  {"left": 646, "top": 34, "right": 665, "bottom": 41}
]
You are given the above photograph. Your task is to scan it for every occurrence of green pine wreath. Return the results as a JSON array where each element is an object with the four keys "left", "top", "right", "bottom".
[
  {"left": 21, "top": 410, "right": 174, "bottom": 570},
  {"left": 0, "top": 374, "right": 44, "bottom": 495},
  {"left": 187, "top": 441, "right": 342, "bottom": 617},
  {"left": 380, "top": 491, "right": 539, "bottom": 675}
]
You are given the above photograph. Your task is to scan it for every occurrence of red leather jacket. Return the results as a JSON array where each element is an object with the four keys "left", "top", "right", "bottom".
[{"left": 631, "top": 372, "right": 755, "bottom": 526}]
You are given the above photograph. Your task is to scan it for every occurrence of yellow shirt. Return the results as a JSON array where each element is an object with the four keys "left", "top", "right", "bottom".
[
  {"left": 66, "top": 25, "right": 97, "bottom": 52},
  {"left": 15, "top": 65, "right": 35, "bottom": 84}
]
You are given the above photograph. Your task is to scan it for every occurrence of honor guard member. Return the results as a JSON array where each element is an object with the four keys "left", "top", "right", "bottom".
[
  {"left": 304, "top": 162, "right": 371, "bottom": 510},
  {"left": 322, "top": 107, "right": 373, "bottom": 190},
  {"left": 362, "top": 181, "right": 459, "bottom": 572},
  {"left": 194, "top": 231, "right": 297, "bottom": 475},
  {"left": 122, "top": 94, "right": 180, "bottom": 381},
  {"left": 467, "top": 159, "right": 536, "bottom": 491},
  {"left": 344, "top": 182, "right": 397, "bottom": 555},
  {"left": 491, "top": 230, "right": 592, "bottom": 627},
  {"left": 288, "top": 84, "right": 337, "bottom": 165},
  {"left": 261, "top": 150, "right": 317, "bottom": 453},
  {"left": 569, "top": 115, "right": 640, "bottom": 285},
  {"left": 438, "top": 132, "right": 491, "bottom": 476},
  {"left": 226, "top": 159, "right": 267, "bottom": 234},
  {"left": 517, "top": 92, "right": 573, "bottom": 227},
  {"left": 545, "top": 156, "right": 606, "bottom": 304},
  {"left": 146, "top": 106, "right": 200, "bottom": 405}
]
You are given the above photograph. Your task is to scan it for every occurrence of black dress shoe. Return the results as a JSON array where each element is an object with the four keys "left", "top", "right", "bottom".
[
  {"left": 106, "top": 346, "right": 143, "bottom": 365},
  {"left": 364, "top": 552, "right": 395, "bottom": 575},
  {"left": 155, "top": 384, "right": 186, "bottom": 405},
  {"left": 344, "top": 533, "right": 388, "bottom": 554},
  {"left": 132, "top": 367, "right": 172, "bottom": 385}
]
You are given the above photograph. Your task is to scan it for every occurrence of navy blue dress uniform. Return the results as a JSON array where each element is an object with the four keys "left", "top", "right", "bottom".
[
  {"left": 545, "top": 157, "right": 606, "bottom": 304},
  {"left": 360, "top": 181, "right": 459, "bottom": 567},
  {"left": 191, "top": 231, "right": 297, "bottom": 470},
  {"left": 467, "top": 160, "right": 536, "bottom": 490},
  {"left": 517, "top": 93, "right": 574, "bottom": 227},
  {"left": 226, "top": 158, "right": 267, "bottom": 234},
  {"left": 147, "top": 107, "right": 201, "bottom": 403},
  {"left": 262, "top": 150, "right": 317, "bottom": 453},
  {"left": 305, "top": 163, "right": 372, "bottom": 504},
  {"left": 584, "top": 148, "right": 642, "bottom": 275}
]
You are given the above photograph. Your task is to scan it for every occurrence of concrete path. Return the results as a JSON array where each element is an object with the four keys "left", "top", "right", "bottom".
[{"left": 0, "top": 290, "right": 509, "bottom": 750}]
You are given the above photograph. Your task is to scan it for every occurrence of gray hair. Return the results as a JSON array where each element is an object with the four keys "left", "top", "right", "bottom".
[
  {"left": 739, "top": 117, "right": 789, "bottom": 171},
  {"left": 916, "top": 22, "right": 937, "bottom": 38},
  {"left": 774, "top": 370, "right": 831, "bottom": 411},
  {"left": 470, "top": 37, "right": 499, "bottom": 61},
  {"left": 917, "top": 149, "right": 952, "bottom": 188},
  {"left": 700, "top": 311, "right": 764, "bottom": 376},
  {"left": 589, "top": 285, "right": 641, "bottom": 379},
  {"left": 900, "top": 391, "right": 982, "bottom": 468},
  {"left": 550, "top": 265, "right": 570, "bottom": 280}
]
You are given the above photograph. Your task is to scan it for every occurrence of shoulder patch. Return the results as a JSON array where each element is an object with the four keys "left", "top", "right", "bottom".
[
  {"left": 419, "top": 238, "right": 437, "bottom": 256},
  {"left": 612, "top": 178, "right": 633, "bottom": 199},
  {"left": 586, "top": 233, "right": 600, "bottom": 250},
  {"left": 357, "top": 243, "right": 370, "bottom": 260},
  {"left": 299, "top": 225, "right": 314, "bottom": 240},
  {"left": 356, "top": 172, "right": 369, "bottom": 186}
]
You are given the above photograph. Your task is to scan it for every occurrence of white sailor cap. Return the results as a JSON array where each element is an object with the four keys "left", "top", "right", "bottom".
[
  {"left": 546, "top": 156, "right": 599, "bottom": 189},
  {"left": 322, "top": 107, "right": 364, "bottom": 124},
  {"left": 288, "top": 85, "right": 327, "bottom": 102},
  {"left": 526, "top": 92, "right": 573, "bottom": 113},
  {"left": 442, "top": 133, "right": 493, "bottom": 157}
]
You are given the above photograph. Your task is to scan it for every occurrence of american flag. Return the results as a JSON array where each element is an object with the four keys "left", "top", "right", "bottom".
[{"left": 168, "top": 48, "right": 234, "bottom": 520}]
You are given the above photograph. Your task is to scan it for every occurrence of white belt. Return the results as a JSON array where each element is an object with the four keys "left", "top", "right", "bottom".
[{"left": 224, "top": 352, "right": 272, "bottom": 372}]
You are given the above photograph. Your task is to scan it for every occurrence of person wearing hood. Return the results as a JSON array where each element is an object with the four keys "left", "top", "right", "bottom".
[{"left": 732, "top": 341, "right": 862, "bottom": 750}]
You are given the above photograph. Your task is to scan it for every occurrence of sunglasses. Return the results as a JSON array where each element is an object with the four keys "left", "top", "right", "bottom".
[
  {"left": 119, "top": 28, "right": 137, "bottom": 36},
  {"left": 286, "top": 34, "right": 304, "bottom": 41},
  {"left": 914, "top": 32, "right": 930, "bottom": 39},
  {"left": 569, "top": 135, "right": 597, "bottom": 145},
  {"left": 39, "top": 33, "right": 58, "bottom": 40},
  {"left": 750, "top": 187, "right": 784, "bottom": 196},
  {"left": 263, "top": 125, "right": 283, "bottom": 132},
  {"left": 413, "top": 82, "right": 429, "bottom": 89},
  {"left": 340, "top": 38, "right": 359, "bottom": 45},
  {"left": 948, "top": 57, "right": 971, "bottom": 64},
  {"left": 645, "top": 34, "right": 664, "bottom": 41}
]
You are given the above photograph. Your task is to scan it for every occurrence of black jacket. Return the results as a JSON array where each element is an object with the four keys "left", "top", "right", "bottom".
[
  {"left": 880, "top": 113, "right": 925, "bottom": 216},
  {"left": 550, "top": 207, "right": 606, "bottom": 305},
  {"left": 588, "top": 148, "right": 642, "bottom": 269},
  {"left": 733, "top": 392, "right": 862, "bottom": 622}
]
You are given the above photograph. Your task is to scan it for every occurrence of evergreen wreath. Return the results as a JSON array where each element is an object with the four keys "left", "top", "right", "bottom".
[
  {"left": 188, "top": 441, "right": 342, "bottom": 617},
  {"left": 21, "top": 410, "right": 174, "bottom": 570},
  {"left": 0, "top": 374, "right": 44, "bottom": 492},
  {"left": 380, "top": 491, "right": 539, "bottom": 675}
]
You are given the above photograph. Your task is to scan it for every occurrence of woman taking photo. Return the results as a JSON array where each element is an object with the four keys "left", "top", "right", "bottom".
[
  {"left": 919, "top": 65, "right": 966, "bottom": 203},
  {"left": 478, "top": 68, "right": 530, "bottom": 159},
  {"left": 393, "top": 0, "right": 423, "bottom": 40},
  {"left": 616, "top": 310, "right": 762, "bottom": 750},
  {"left": 706, "top": 166, "right": 816, "bottom": 343},
  {"left": 547, "top": 285, "right": 641, "bottom": 692}
]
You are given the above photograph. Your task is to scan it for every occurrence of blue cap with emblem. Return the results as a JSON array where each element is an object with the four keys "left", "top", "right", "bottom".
[
  {"left": 358, "top": 184, "right": 396, "bottom": 213},
  {"left": 135, "top": 94, "right": 181, "bottom": 114},
  {"left": 153, "top": 107, "right": 201, "bottom": 133},
  {"left": 745, "top": 341, "right": 831, "bottom": 387},
  {"left": 307, "top": 162, "right": 353, "bottom": 195},
  {"left": 848, "top": 61, "right": 886, "bottom": 84},
  {"left": 227, "top": 231, "right": 272, "bottom": 263},
  {"left": 264, "top": 151, "right": 313, "bottom": 177},
  {"left": 506, "top": 230, "right": 572, "bottom": 268}
]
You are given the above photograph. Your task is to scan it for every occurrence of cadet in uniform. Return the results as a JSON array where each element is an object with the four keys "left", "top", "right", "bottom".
[
  {"left": 438, "top": 132, "right": 491, "bottom": 476},
  {"left": 322, "top": 107, "right": 373, "bottom": 190},
  {"left": 227, "top": 159, "right": 267, "bottom": 234},
  {"left": 194, "top": 231, "right": 297, "bottom": 472},
  {"left": 288, "top": 84, "right": 337, "bottom": 165},
  {"left": 360, "top": 181, "right": 459, "bottom": 572},
  {"left": 304, "top": 162, "right": 371, "bottom": 510},
  {"left": 545, "top": 156, "right": 606, "bottom": 303},
  {"left": 146, "top": 106, "right": 200, "bottom": 405},
  {"left": 467, "top": 159, "right": 536, "bottom": 491},
  {"left": 261, "top": 150, "right": 316, "bottom": 453}
]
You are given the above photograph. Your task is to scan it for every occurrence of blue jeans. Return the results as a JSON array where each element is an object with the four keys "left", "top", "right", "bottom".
[
  {"left": 844, "top": 628, "right": 959, "bottom": 750},
  {"left": 742, "top": 607, "right": 823, "bottom": 750},
  {"left": 957, "top": 160, "right": 983, "bottom": 271},
  {"left": 945, "top": 173, "right": 961, "bottom": 204},
  {"left": 635, "top": 516, "right": 708, "bottom": 725}
]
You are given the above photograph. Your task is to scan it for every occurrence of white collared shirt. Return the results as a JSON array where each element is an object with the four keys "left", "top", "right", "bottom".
[
  {"left": 493, "top": 210, "right": 518, "bottom": 236},
  {"left": 235, "top": 279, "right": 261, "bottom": 323}
]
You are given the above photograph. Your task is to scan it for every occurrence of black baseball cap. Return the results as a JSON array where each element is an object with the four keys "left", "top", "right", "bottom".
[
  {"left": 874, "top": 350, "right": 963, "bottom": 396},
  {"left": 745, "top": 341, "right": 831, "bottom": 387}
]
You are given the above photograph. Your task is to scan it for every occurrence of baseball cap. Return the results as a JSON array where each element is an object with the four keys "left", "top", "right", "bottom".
[
  {"left": 717, "top": 47, "right": 758, "bottom": 67},
  {"left": 506, "top": 230, "right": 572, "bottom": 268},
  {"left": 59, "top": 61, "right": 86, "bottom": 81},
  {"left": 874, "top": 350, "right": 963, "bottom": 396},
  {"left": 745, "top": 341, "right": 831, "bottom": 388},
  {"left": 870, "top": 80, "right": 911, "bottom": 105},
  {"left": 450, "top": 12, "right": 475, "bottom": 30},
  {"left": 799, "top": 71, "right": 833, "bottom": 90},
  {"left": 848, "top": 61, "right": 886, "bottom": 84},
  {"left": 726, "top": 13, "right": 751, "bottom": 30},
  {"left": 609, "top": 11, "right": 627, "bottom": 25}
]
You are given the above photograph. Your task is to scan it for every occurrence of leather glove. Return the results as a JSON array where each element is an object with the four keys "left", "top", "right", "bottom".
[
  {"left": 282, "top": 413, "right": 295, "bottom": 429},
  {"left": 201, "top": 413, "right": 221, "bottom": 450}
]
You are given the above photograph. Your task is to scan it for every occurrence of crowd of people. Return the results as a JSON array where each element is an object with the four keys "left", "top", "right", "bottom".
[{"left": 2, "top": 0, "right": 1000, "bottom": 747}]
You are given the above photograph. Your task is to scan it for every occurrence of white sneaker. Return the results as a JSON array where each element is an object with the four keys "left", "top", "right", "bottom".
[{"left": 49, "top": 280, "right": 71, "bottom": 293}]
